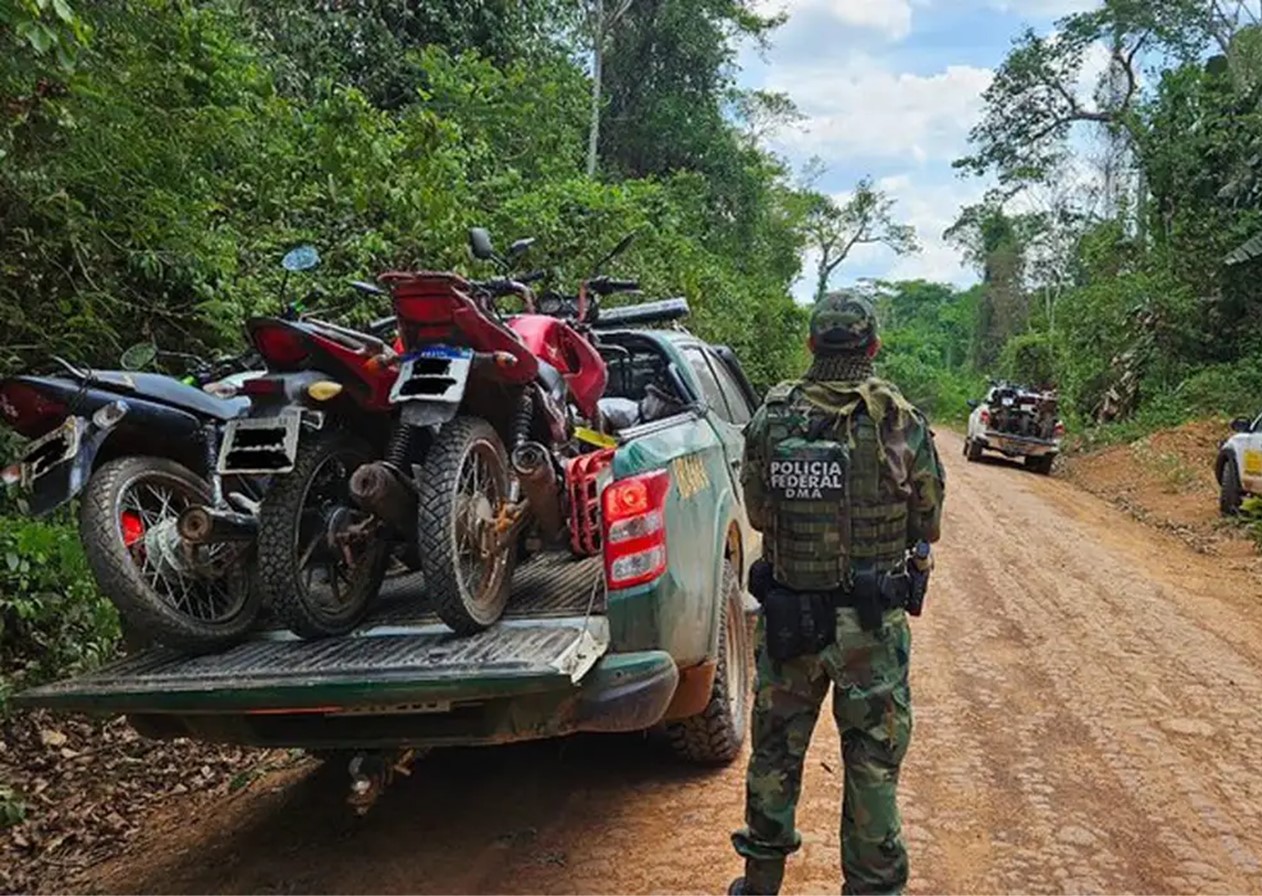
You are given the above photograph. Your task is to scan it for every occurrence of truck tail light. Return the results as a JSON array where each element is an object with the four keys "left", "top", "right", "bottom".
[
  {"left": 979, "top": 409, "right": 991, "bottom": 426},
  {"left": 602, "top": 470, "right": 670, "bottom": 588}
]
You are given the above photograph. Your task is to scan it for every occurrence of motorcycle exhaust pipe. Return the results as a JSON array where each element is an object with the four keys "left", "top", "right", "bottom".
[
  {"left": 178, "top": 505, "right": 259, "bottom": 544},
  {"left": 349, "top": 462, "right": 417, "bottom": 535},
  {"left": 511, "top": 441, "right": 565, "bottom": 541}
]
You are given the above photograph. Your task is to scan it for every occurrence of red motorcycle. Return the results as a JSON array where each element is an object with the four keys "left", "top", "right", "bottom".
[
  {"left": 239, "top": 230, "right": 638, "bottom": 638},
  {"left": 351, "top": 229, "right": 638, "bottom": 634}
]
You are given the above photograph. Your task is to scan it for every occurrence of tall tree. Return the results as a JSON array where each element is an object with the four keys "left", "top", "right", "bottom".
[
  {"left": 581, "top": 0, "right": 633, "bottom": 177},
  {"left": 955, "top": 0, "right": 1213, "bottom": 188},
  {"left": 802, "top": 178, "right": 919, "bottom": 300}
]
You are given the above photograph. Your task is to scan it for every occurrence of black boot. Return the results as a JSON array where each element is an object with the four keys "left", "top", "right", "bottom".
[{"left": 728, "top": 859, "right": 785, "bottom": 895}]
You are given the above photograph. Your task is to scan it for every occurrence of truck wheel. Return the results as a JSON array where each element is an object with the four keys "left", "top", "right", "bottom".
[
  {"left": 966, "top": 438, "right": 983, "bottom": 462},
  {"left": 667, "top": 559, "right": 752, "bottom": 765},
  {"left": 1221, "top": 459, "right": 1244, "bottom": 516},
  {"left": 1025, "top": 455, "right": 1054, "bottom": 476},
  {"left": 80, "top": 456, "right": 260, "bottom": 654}
]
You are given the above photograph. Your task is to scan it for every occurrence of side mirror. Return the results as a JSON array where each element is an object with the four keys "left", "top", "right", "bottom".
[
  {"left": 120, "top": 342, "right": 158, "bottom": 371},
  {"left": 282, "top": 245, "right": 320, "bottom": 272},
  {"left": 468, "top": 227, "right": 496, "bottom": 261},
  {"left": 508, "top": 237, "right": 535, "bottom": 257},
  {"left": 1231, "top": 417, "right": 1252, "bottom": 434},
  {"left": 966, "top": 399, "right": 980, "bottom": 410}
]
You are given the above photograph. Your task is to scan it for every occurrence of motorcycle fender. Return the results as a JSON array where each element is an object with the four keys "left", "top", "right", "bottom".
[
  {"left": 400, "top": 400, "right": 460, "bottom": 429},
  {"left": 24, "top": 411, "right": 125, "bottom": 517}
]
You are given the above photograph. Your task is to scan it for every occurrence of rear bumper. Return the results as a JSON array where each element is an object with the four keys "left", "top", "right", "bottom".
[{"left": 976, "top": 431, "right": 1059, "bottom": 457}]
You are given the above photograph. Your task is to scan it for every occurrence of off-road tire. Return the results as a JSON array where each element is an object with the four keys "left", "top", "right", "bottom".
[
  {"left": 416, "top": 416, "right": 517, "bottom": 635},
  {"left": 258, "top": 430, "right": 389, "bottom": 639},
  {"left": 79, "top": 456, "right": 259, "bottom": 654},
  {"left": 1025, "top": 454, "right": 1054, "bottom": 476},
  {"left": 667, "top": 560, "right": 753, "bottom": 765},
  {"left": 1221, "top": 458, "right": 1244, "bottom": 516},
  {"left": 966, "top": 438, "right": 984, "bottom": 462}
]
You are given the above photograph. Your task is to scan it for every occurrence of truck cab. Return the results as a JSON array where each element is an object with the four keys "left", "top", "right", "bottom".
[{"left": 17, "top": 312, "right": 763, "bottom": 767}]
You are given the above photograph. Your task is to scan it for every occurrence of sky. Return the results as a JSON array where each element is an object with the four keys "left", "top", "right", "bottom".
[{"left": 737, "top": 0, "right": 1100, "bottom": 301}]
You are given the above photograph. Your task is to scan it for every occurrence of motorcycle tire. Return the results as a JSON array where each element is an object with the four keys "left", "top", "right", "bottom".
[
  {"left": 258, "top": 429, "right": 390, "bottom": 639},
  {"left": 416, "top": 416, "right": 518, "bottom": 635},
  {"left": 79, "top": 456, "right": 260, "bottom": 654}
]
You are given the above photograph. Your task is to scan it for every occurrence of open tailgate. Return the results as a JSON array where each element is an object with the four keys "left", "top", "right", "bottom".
[{"left": 17, "top": 555, "right": 609, "bottom": 716}]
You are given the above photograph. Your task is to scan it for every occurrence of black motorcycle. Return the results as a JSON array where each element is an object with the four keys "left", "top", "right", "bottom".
[
  {"left": 0, "top": 341, "right": 267, "bottom": 652},
  {"left": 0, "top": 246, "right": 397, "bottom": 652}
]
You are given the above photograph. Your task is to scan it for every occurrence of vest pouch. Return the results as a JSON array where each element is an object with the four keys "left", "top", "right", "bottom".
[
  {"left": 763, "top": 587, "right": 837, "bottom": 662},
  {"left": 769, "top": 436, "right": 850, "bottom": 591}
]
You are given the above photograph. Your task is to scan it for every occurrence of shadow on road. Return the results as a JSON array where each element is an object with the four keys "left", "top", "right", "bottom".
[{"left": 101, "top": 732, "right": 726, "bottom": 895}]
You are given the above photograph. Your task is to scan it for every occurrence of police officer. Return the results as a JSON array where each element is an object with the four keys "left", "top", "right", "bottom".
[{"left": 729, "top": 291, "right": 945, "bottom": 896}]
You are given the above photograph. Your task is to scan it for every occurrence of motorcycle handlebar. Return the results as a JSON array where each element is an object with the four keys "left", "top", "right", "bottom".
[{"left": 588, "top": 276, "right": 640, "bottom": 295}]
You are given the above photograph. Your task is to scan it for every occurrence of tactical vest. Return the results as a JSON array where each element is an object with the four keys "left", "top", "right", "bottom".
[{"left": 762, "top": 381, "right": 909, "bottom": 591}]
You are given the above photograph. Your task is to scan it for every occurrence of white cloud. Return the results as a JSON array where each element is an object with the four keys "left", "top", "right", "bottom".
[
  {"left": 767, "top": 60, "right": 993, "bottom": 164},
  {"left": 985, "top": 0, "right": 1098, "bottom": 14},
  {"left": 752, "top": 0, "right": 914, "bottom": 41}
]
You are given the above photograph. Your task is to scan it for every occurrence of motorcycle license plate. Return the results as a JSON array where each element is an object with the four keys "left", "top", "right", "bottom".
[
  {"left": 217, "top": 408, "right": 303, "bottom": 475},
  {"left": 17, "top": 417, "right": 83, "bottom": 487},
  {"left": 389, "top": 345, "right": 473, "bottom": 405},
  {"left": 1001, "top": 396, "right": 1015, "bottom": 407}
]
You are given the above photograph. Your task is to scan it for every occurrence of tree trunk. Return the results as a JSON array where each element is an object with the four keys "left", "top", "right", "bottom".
[{"left": 586, "top": 0, "right": 604, "bottom": 178}]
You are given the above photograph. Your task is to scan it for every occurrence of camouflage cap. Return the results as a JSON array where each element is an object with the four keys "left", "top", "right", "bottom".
[{"left": 809, "top": 290, "right": 877, "bottom": 354}]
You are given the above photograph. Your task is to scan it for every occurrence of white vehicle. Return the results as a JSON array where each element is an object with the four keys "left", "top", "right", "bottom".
[
  {"left": 1216, "top": 413, "right": 1262, "bottom": 515},
  {"left": 964, "top": 382, "right": 1064, "bottom": 475}
]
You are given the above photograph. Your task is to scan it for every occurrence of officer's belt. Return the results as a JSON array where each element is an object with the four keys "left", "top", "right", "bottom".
[{"left": 770, "top": 570, "right": 911, "bottom": 610}]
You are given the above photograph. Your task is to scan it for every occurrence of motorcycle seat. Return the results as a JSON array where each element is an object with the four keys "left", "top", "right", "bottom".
[{"left": 536, "top": 359, "right": 567, "bottom": 406}]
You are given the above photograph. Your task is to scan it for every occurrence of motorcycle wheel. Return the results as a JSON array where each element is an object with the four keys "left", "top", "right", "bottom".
[
  {"left": 258, "top": 429, "right": 390, "bottom": 639},
  {"left": 417, "top": 416, "right": 517, "bottom": 635},
  {"left": 79, "top": 456, "right": 259, "bottom": 654}
]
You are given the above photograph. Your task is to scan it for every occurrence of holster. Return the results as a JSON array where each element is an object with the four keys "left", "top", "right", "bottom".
[
  {"left": 762, "top": 587, "right": 836, "bottom": 662},
  {"left": 851, "top": 567, "right": 913, "bottom": 632},
  {"left": 747, "top": 558, "right": 774, "bottom": 606}
]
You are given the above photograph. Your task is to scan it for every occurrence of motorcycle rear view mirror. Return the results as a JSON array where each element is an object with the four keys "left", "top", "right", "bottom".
[
  {"left": 966, "top": 399, "right": 980, "bottom": 410},
  {"left": 120, "top": 342, "right": 158, "bottom": 371},
  {"left": 468, "top": 227, "right": 497, "bottom": 261},
  {"left": 282, "top": 245, "right": 321, "bottom": 272},
  {"left": 508, "top": 237, "right": 535, "bottom": 257}
]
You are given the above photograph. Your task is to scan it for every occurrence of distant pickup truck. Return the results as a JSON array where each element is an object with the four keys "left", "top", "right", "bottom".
[
  {"left": 1216, "top": 412, "right": 1262, "bottom": 515},
  {"left": 17, "top": 301, "right": 764, "bottom": 770},
  {"left": 964, "top": 382, "right": 1065, "bottom": 475}
]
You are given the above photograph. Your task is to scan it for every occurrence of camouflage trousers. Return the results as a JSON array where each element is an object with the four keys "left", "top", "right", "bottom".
[{"left": 732, "top": 607, "right": 913, "bottom": 895}]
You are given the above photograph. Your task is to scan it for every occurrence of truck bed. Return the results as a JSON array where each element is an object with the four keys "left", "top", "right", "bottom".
[{"left": 17, "top": 553, "right": 607, "bottom": 715}]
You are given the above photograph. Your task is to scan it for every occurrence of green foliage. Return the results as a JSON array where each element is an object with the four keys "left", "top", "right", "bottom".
[
  {"left": 0, "top": 783, "right": 25, "bottom": 829},
  {"left": 0, "top": 1, "right": 814, "bottom": 686},
  {"left": 1238, "top": 495, "right": 1262, "bottom": 546},
  {"left": 999, "top": 332, "right": 1057, "bottom": 386},
  {"left": 0, "top": 513, "right": 119, "bottom": 706},
  {"left": 871, "top": 280, "right": 986, "bottom": 421}
]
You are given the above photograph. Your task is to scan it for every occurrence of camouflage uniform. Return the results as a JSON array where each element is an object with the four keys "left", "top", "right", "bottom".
[{"left": 730, "top": 292, "right": 945, "bottom": 896}]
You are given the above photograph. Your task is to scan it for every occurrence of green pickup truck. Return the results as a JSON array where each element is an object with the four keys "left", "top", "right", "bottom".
[{"left": 17, "top": 305, "right": 764, "bottom": 767}]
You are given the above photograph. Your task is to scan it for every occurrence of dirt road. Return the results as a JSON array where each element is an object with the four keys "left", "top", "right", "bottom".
[{"left": 78, "top": 430, "right": 1262, "bottom": 894}]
